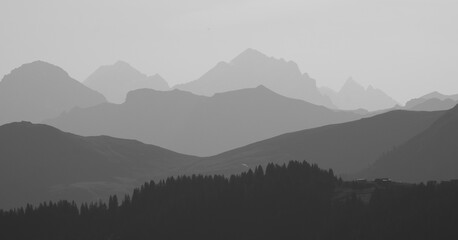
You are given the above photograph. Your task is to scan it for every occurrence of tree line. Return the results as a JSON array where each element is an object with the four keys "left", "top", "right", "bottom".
[{"left": 1, "top": 161, "right": 458, "bottom": 240}]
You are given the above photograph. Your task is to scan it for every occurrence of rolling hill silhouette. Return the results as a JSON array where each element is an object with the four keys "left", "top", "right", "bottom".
[
  {"left": 175, "top": 48, "right": 335, "bottom": 108},
  {"left": 189, "top": 109, "right": 443, "bottom": 175},
  {"left": 2, "top": 109, "right": 447, "bottom": 209},
  {"left": 45, "top": 86, "right": 360, "bottom": 156},
  {"left": 84, "top": 61, "right": 170, "bottom": 103},
  {"left": 404, "top": 91, "right": 458, "bottom": 111},
  {"left": 360, "top": 104, "right": 458, "bottom": 182},
  {"left": 0, "top": 121, "right": 199, "bottom": 209},
  {"left": 320, "top": 77, "right": 398, "bottom": 111},
  {"left": 0, "top": 61, "right": 106, "bottom": 125}
]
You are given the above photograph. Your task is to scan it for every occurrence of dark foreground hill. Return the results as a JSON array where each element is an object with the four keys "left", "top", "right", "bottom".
[
  {"left": 361, "top": 104, "right": 458, "bottom": 182},
  {"left": 0, "top": 61, "right": 106, "bottom": 125},
  {"left": 0, "top": 122, "right": 199, "bottom": 209},
  {"left": 194, "top": 109, "right": 443, "bottom": 175},
  {"left": 1, "top": 161, "right": 458, "bottom": 240},
  {"left": 46, "top": 86, "right": 360, "bottom": 156}
]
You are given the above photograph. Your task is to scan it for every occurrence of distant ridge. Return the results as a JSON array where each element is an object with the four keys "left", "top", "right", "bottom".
[
  {"left": 404, "top": 91, "right": 458, "bottom": 111},
  {"left": 85, "top": 61, "right": 169, "bottom": 103},
  {"left": 45, "top": 86, "right": 360, "bottom": 156},
  {"left": 0, "top": 61, "right": 106, "bottom": 125},
  {"left": 320, "top": 77, "right": 398, "bottom": 111},
  {"left": 175, "top": 48, "right": 335, "bottom": 108},
  {"left": 187, "top": 109, "right": 442, "bottom": 175}
]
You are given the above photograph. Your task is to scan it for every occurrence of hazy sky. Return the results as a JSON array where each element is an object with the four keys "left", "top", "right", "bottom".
[{"left": 1, "top": 0, "right": 457, "bottom": 103}]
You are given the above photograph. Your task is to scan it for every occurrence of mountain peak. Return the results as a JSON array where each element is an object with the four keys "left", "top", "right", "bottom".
[
  {"left": 12, "top": 60, "right": 66, "bottom": 75},
  {"left": 340, "top": 77, "right": 365, "bottom": 93},
  {"left": 321, "top": 77, "right": 398, "bottom": 111},
  {"left": 231, "top": 48, "right": 269, "bottom": 64},
  {"left": 1, "top": 60, "right": 72, "bottom": 87},
  {"left": 105, "top": 60, "right": 140, "bottom": 73},
  {"left": 255, "top": 84, "right": 269, "bottom": 90},
  {"left": 114, "top": 60, "right": 129, "bottom": 65},
  {"left": 422, "top": 91, "right": 447, "bottom": 100},
  {"left": 27, "top": 60, "right": 54, "bottom": 66},
  {"left": 0, "top": 61, "right": 106, "bottom": 124},
  {"left": 85, "top": 61, "right": 170, "bottom": 103}
]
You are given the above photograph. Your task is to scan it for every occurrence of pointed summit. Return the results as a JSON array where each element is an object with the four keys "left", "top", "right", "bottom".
[
  {"left": 175, "top": 49, "right": 335, "bottom": 108},
  {"left": 231, "top": 48, "right": 269, "bottom": 64},
  {"left": 320, "top": 77, "right": 398, "bottom": 111},
  {"left": 340, "top": 77, "right": 365, "bottom": 94},
  {"left": 113, "top": 60, "right": 131, "bottom": 66},
  {"left": 84, "top": 61, "right": 170, "bottom": 103}
]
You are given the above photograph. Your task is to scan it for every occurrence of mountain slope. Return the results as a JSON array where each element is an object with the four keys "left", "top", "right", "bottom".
[
  {"left": 0, "top": 122, "right": 199, "bottom": 209},
  {"left": 45, "top": 86, "right": 360, "bottom": 156},
  {"left": 407, "top": 98, "right": 457, "bottom": 111},
  {"left": 187, "top": 110, "right": 443, "bottom": 175},
  {"left": 361, "top": 104, "right": 458, "bottom": 182},
  {"left": 320, "top": 77, "right": 398, "bottom": 111},
  {"left": 175, "top": 48, "right": 334, "bottom": 108},
  {"left": 404, "top": 91, "right": 458, "bottom": 111},
  {"left": 84, "top": 61, "right": 169, "bottom": 103},
  {"left": 0, "top": 61, "right": 106, "bottom": 125}
]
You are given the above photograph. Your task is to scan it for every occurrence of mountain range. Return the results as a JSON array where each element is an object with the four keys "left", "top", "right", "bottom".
[
  {"left": 84, "top": 61, "right": 169, "bottom": 103},
  {"left": 193, "top": 109, "right": 442, "bottom": 175},
  {"left": 175, "top": 48, "right": 336, "bottom": 108},
  {"left": 45, "top": 86, "right": 360, "bottom": 156},
  {"left": 0, "top": 106, "right": 448, "bottom": 209},
  {"left": 320, "top": 77, "right": 398, "bottom": 111},
  {"left": 0, "top": 61, "right": 106, "bottom": 125},
  {"left": 1, "top": 53, "right": 458, "bottom": 209},
  {"left": 403, "top": 91, "right": 458, "bottom": 111}
]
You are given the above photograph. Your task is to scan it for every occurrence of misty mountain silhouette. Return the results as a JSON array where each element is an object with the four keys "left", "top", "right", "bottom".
[
  {"left": 360, "top": 104, "right": 458, "bottom": 182},
  {"left": 320, "top": 77, "right": 398, "bottom": 111},
  {"left": 45, "top": 86, "right": 360, "bottom": 156},
  {"left": 84, "top": 61, "right": 170, "bottom": 103},
  {"left": 189, "top": 109, "right": 442, "bottom": 175},
  {"left": 0, "top": 121, "right": 199, "bottom": 209},
  {"left": 175, "top": 48, "right": 335, "bottom": 108},
  {"left": 404, "top": 91, "right": 458, "bottom": 111},
  {"left": 0, "top": 61, "right": 106, "bottom": 125}
]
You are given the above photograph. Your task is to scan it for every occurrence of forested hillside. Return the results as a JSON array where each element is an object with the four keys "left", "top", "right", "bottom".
[{"left": 1, "top": 161, "right": 458, "bottom": 240}]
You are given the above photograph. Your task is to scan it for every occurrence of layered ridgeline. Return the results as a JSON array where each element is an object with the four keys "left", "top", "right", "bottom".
[
  {"left": 0, "top": 122, "right": 199, "bottom": 209},
  {"left": 0, "top": 109, "right": 447, "bottom": 209},
  {"left": 320, "top": 77, "right": 398, "bottom": 111},
  {"left": 84, "top": 61, "right": 170, "bottom": 103},
  {"left": 45, "top": 86, "right": 360, "bottom": 156},
  {"left": 361, "top": 104, "right": 458, "bottom": 182},
  {"left": 0, "top": 61, "right": 106, "bottom": 125},
  {"left": 175, "top": 48, "right": 335, "bottom": 108},
  {"left": 194, "top": 109, "right": 442, "bottom": 175},
  {"left": 404, "top": 91, "right": 458, "bottom": 111}
]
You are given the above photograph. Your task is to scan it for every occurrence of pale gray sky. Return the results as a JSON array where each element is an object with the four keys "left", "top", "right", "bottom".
[{"left": 1, "top": 0, "right": 457, "bottom": 103}]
